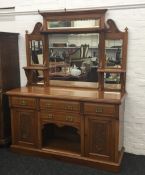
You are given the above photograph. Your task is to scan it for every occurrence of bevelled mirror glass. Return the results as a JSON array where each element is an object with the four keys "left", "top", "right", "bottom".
[
  {"left": 29, "top": 40, "right": 44, "bottom": 65},
  {"left": 47, "top": 19, "right": 100, "bottom": 29},
  {"left": 104, "top": 73, "right": 121, "bottom": 90},
  {"left": 48, "top": 33, "right": 99, "bottom": 84},
  {"left": 105, "top": 39, "right": 123, "bottom": 68}
]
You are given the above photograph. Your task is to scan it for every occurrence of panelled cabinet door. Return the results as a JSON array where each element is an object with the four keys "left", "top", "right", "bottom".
[
  {"left": 11, "top": 109, "right": 38, "bottom": 148},
  {"left": 85, "top": 116, "right": 115, "bottom": 161}
]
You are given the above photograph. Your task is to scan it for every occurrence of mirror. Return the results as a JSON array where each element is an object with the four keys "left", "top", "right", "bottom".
[
  {"left": 29, "top": 40, "right": 44, "bottom": 65},
  {"left": 47, "top": 19, "right": 100, "bottom": 29},
  {"left": 105, "top": 39, "right": 123, "bottom": 68},
  {"left": 104, "top": 73, "right": 121, "bottom": 90},
  {"left": 48, "top": 33, "right": 99, "bottom": 83}
]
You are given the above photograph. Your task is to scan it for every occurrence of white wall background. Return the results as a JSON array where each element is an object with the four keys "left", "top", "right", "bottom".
[{"left": 1, "top": 0, "right": 145, "bottom": 155}]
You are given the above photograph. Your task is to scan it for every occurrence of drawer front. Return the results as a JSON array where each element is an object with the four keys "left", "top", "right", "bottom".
[
  {"left": 11, "top": 96, "right": 36, "bottom": 109},
  {"left": 84, "top": 103, "right": 115, "bottom": 116},
  {"left": 40, "top": 111, "right": 80, "bottom": 124},
  {"left": 40, "top": 99, "right": 80, "bottom": 112}
]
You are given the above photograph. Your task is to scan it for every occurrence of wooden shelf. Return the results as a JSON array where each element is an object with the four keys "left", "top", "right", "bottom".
[
  {"left": 49, "top": 47, "right": 118, "bottom": 50},
  {"left": 41, "top": 27, "right": 106, "bottom": 34},
  {"left": 50, "top": 72, "right": 71, "bottom": 77},
  {"left": 98, "top": 68, "right": 126, "bottom": 73},
  {"left": 23, "top": 66, "right": 49, "bottom": 70},
  {"left": 43, "top": 138, "right": 81, "bottom": 154},
  {"left": 49, "top": 61, "right": 69, "bottom": 68}
]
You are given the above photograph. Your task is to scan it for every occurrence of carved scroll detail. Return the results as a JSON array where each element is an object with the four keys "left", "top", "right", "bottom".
[
  {"left": 106, "top": 19, "right": 121, "bottom": 33},
  {"left": 31, "top": 22, "right": 43, "bottom": 35}
]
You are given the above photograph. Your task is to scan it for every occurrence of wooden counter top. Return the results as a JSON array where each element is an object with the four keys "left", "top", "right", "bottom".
[{"left": 6, "top": 86, "right": 125, "bottom": 104}]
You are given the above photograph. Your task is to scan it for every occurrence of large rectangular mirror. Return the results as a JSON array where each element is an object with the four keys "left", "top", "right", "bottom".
[{"left": 48, "top": 33, "right": 99, "bottom": 84}]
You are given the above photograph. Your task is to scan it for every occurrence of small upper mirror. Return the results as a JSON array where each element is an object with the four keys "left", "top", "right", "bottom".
[
  {"left": 29, "top": 40, "right": 44, "bottom": 65},
  {"left": 47, "top": 19, "right": 100, "bottom": 29},
  {"left": 105, "top": 39, "right": 123, "bottom": 68}
]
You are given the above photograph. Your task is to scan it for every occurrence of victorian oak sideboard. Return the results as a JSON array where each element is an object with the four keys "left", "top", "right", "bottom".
[
  {"left": 7, "top": 85, "right": 125, "bottom": 172},
  {"left": 6, "top": 8, "right": 127, "bottom": 172}
]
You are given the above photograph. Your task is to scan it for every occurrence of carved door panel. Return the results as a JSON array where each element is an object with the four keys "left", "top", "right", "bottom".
[
  {"left": 85, "top": 116, "right": 115, "bottom": 161},
  {"left": 12, "top": 108, "right": 38, "bottom": 148}
]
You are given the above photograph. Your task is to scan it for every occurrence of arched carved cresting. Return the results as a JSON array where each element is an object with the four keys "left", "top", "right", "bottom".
[
  {"left": 103, "top": 19, "right": 128, "bottom": 93},
  {"left": 26, "top": 22, "right": 43, "bottom": 35},
  {"left": 105, "top": 19, "right": 121, "bottom": 33}
]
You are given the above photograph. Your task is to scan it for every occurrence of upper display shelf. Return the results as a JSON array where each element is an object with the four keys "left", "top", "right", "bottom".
[{"left": 41, "top": 28, "right": 106, "bottom": 34}]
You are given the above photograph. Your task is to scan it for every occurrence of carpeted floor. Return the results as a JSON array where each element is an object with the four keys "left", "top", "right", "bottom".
[{"left": 0, "top": 148, "right": 145, "bottom": 175}]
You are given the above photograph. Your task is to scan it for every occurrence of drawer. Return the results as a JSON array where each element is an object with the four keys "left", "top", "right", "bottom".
[
  {"left": 40, "top": 99, "right": 80, "bottom": 112},
  {"left": 40, "top": 111, "right": 80, "bottom": 124},
  {"left": 11, "top": 96, "right": 36, "bottom": 109},
  {"left": 84, "top": 103, "right": 115, "bottom": 116}
]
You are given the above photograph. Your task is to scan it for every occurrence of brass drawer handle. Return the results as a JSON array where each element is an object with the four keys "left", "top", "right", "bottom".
[
  {"left": 46, "top": 103, "right": 52, "bottom": 108},
  {"left": 96, "top": 107, "right": 103, "bottom": 113},
  {"left": 20, "top": 100, "right": 27, "bottom": 106},
  {"left": 64, "top": 106, "right": 74, "bottom": 110},
  {"left": 48, "top": 114, "right": 53, "bottom": 119},
  {"left": 65, "top": 116, "right": 73, "bottom": 122}
]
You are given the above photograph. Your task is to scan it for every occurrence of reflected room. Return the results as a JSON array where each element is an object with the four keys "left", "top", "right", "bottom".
[{"left": 48, "top": 33, "right": 99, "bottom": 83}]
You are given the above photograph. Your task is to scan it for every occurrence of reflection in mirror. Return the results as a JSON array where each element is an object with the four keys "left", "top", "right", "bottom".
[
  {"left": 105, "top": 39, "right": 123, "bottom": 68},
  {"left": 104, "top": 73, "right": 121, "bottom": 90},
  {"left": 29, "top": 40, "right": 43, "bottom": 65},
  {"left": 47, "top": 19, "right": 100, "bottom": 29},
  {"left": 48, "top": 33, "right": 99, "bottom": 83}
]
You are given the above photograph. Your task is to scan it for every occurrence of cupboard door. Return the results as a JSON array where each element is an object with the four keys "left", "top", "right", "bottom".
[
  {"left": 11, "top": 108, "right": 38, "bottom": 148},
  {"left": 85, "top": 116, "right": 115, "bottom": 161}
]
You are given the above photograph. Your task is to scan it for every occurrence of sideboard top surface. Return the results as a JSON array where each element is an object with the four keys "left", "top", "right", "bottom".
[{"left": 6, "top": 86, "right": 125, "bottom": 104}]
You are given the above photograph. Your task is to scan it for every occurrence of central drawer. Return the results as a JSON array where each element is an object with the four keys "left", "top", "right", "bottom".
[
  {"left": 40, "top": 111, "right": 80, "bottom": 124},
  {"left": 40, "top": 99, "right": 80, "bottom": 113}
]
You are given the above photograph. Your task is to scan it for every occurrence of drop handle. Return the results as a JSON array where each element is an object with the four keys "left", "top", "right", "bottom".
[
  {"left": 64, "top": 106, "right": 74, "bottom": 110},
  {"left": 20, "top": 100, "right": 27, "bottom": 106},
  {"left": 46, "top": 103, "right": 52, "bottom": 107},
  {"left": 48, "top": 114, "right": 53, "bottom": 119},
  {"left": 65, "top": 116, "right": 73, "bottom": 122},
  {"left": 96, "top": 107, "right": 103, "bottom": 113}
]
